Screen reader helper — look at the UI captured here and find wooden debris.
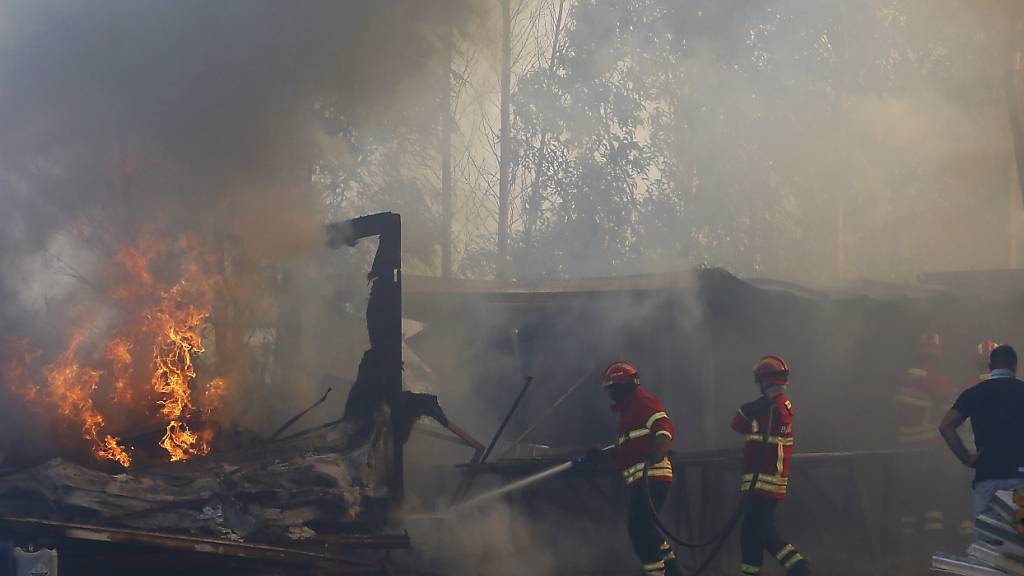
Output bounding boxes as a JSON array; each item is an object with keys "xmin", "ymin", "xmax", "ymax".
[{"xmin": 0, "ymin": 408, "xmax": 393, "ymax": 544}]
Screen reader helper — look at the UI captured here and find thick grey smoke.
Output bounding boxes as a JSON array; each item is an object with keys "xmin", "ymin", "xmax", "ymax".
[
  {"xmin": 0, "ymin": 0, "xmax": 484, "ymax": 266},
  {"xmin": 0, "ymin": 0, "xmax": 488, "ymax": 447},
  {"xmin": 493, "ymin": 0, "xmax": 1024, "ymax": 285}
]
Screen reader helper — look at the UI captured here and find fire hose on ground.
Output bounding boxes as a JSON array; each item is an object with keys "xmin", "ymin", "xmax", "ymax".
[
  {"xmin": 640, "ymin": 459, "xmax": 750, "ymax": 576},
  {"xmin": 640, "ymin": 404, "xmax": 776, "ymax": 576},
  {"xmin": 445, "ymin": 408, "xmax": 777, "ymax": 576}
]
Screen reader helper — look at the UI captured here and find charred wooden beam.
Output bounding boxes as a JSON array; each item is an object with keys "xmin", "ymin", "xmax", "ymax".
[
  {"xmin": 326, "ymin": 212, "xmax": 404, "ymax": 503},
  {"xmin": 0, "ymin": 516, "xmax": 407, "ymax": 567}
]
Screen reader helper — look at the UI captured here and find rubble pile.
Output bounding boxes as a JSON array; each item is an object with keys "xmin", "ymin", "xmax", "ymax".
[
  {"xmin": 933, "ymin": 491, "xmax": 1024, "ymax": 575},
  {"xmin": 0, "ymin": 411, "xmax": 390, "ymax": 544}
]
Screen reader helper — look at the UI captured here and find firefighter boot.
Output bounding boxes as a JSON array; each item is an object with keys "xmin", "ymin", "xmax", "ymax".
[{"xmin": 786, "ymin": 559, "xmax": 812, "ymax": 576}]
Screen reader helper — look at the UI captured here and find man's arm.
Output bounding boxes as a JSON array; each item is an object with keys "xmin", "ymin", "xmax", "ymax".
[
  {"xmin": 731, "ymin": 410, "xmax": 753, "ymax": 434},
  {"xmin": 651, "ymin": 432, "xmax": 672, "ymax": 461},
  {"xmin": 732, "ymin": 398, "xmax": 767, "ymax": 434},
  {"xmin": 649, "ymin": 411, "xmax": 674, "ymax": 461},
  {"xmin": 939, "ymin": 409, "xmax": 977, "ymax": 468}
]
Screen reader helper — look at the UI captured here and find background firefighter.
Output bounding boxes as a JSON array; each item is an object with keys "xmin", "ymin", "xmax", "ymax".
[
  {"xmin": 601, "ymin": 360, "xmax": 683, "ymax": 576},
  {"xmin": 891, "ymin": 332, "xmax": 960, "ymax": 557},
  {"xmin": 731, "ymin": 355, "xmax": 812, "ymax": 576}
]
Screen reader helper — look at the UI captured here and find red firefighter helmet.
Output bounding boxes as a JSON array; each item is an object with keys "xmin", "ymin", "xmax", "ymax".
[
  {"xmin": 602, "ymin": 360, "xmax": 639, "ymax": 387},
  {"xmin": 978, "ymin": 339, "xmax": 1000, "ymax": 369},
  {"xmin": 917, "ymin": 332, "xmax": 943, "ymax": 358},
  {"xmin": 753, "ymin": 355, "xmax": 790, "ymax": 385}
]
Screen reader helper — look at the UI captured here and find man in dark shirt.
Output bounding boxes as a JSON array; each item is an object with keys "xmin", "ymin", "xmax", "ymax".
[{"xmin": 939, "ymin": 344, "xmax": 1024, "ymax": 521}]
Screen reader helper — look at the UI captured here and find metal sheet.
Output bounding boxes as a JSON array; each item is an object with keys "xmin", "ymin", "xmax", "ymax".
[
  {"xmin": 931, "ymin": 553, "xmax": 1006, "ymax": 576},
  {"xmin": 969, "ymin": 542, "xmax": 1024, "ymax": 576}
]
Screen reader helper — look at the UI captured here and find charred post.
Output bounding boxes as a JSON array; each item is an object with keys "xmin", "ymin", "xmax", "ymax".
[{"xmin": 326, "ymin": 212, "xmax": 405, "ymax": 502}]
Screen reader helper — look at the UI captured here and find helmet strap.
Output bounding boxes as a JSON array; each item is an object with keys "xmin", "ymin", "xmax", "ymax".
[{"xmin": 762, "ymin": 384, "xmax": 787, "ymax": 398}]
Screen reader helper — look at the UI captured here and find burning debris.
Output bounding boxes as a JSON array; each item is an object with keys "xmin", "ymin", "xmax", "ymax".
[
  {"xmin": 0, "ymin": 213, "xmax": 412, "ymax": 573},
  {"xmin": 0, "ymin": 419, "xmax": 386, "ymax": 540},
  {"xmin": 3, "ymin": 232, "xmax": 226, "ymax": 467}
]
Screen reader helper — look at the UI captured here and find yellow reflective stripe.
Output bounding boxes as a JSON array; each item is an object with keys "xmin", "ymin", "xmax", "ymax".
[
  {"xmin": 625, "ymin": 468, "xmax": 674, "ymax": 484},
  {"xmin": 740, "ymin": 481, "xmax": 787, "ymax": 493},
  {"xmin": 618, "ymin": 428, "xmax": 652, "ymax": 445},
  {"xmin": 741, "ymin": 473, "xmax": 788, "ymax": 485},
  {"xmin": 782, "ymin": 553, "xmax": 804, "ymax": 570},
  {"xmin": 750, "ymin": 419, "xmax": 759, "ymax": 433},
  {"xmin": 774, "ymin": 436, "xmax": 782, "ymax": 473},
  {"xmin": 907, "ymin": 368, "xmax": 929, "ymax": 377},
  {"xmin": 741, "ymin": 473, "xmax": 789, "ymax": 494},
  {"xmin": 655, "ymin": 430, "xmax": 673, "ymax": 439},
  {"xmin": 643, "ymin": 560, "xmax": 665, "ymax": 570},
  {"xmin": 775, "ymin": 544, "xmax": 795, "ymax": 561},
  {"xmin": 745, "ymin": 434, "xmax": 793, "ymax": 446},
  {"xmin": 624, "ymin": 459, "xmax": 673, "ymax": 484},
  {"xmin": 741, "ymin": 563, "xmax": 762, "ymax": 575},
  {"xmin": 623, "ymin": 463, "xmax": 644, "ymax": 475},
  {"xmin": 784, "ymin": 400, "xmax": 792, "ymax": 411},
  {"xmin": 646, "ymin": 411, "xmax": 668, "ymax": 429}
]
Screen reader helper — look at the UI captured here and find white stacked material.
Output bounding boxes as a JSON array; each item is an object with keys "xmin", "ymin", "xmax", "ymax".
[
  {"xmin": 968, "ymin": 543, "xmax": 1024, "ymax": 576},
  {"xmin": 932, "ymin": 490, "xmax": 1024, "ymax": 575},
  {"xmin": 993, "ymin": 491, "xmax": 1024, "ymax": 532},
  {"xmin": 932, "ymin": 552, "xmax": 1007, "ymax": 575},
  {"xmin": 976, "ymin": 514, "xmax": 1024, "ymax": 560}
]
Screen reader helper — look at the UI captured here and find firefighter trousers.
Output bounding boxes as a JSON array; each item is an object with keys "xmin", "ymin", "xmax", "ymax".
[
  {"xmin": 627, "ymin": 481, "xmax": 681, "ymax": 576},
  {"xmin": 740, "ymin": 495, "xmax": 809, "ymax": 576}
]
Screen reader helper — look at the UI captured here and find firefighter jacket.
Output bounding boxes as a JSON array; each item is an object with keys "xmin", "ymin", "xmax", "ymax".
[
  {"xmin": 613, "ymin": 386, "xmax": 675, "ymax": 486},
  {"xmin": 894, "ymin": 364, "xmax": 957, "ymax": 446},
  {"xmin": 731, "ymin": 394, "xmax": 794, "ymax": 499}
]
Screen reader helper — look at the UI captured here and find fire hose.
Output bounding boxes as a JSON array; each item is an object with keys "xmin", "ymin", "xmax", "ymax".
[{"xmin": 639, "ymin": 404, "xmax": 776, "ymax": 575}]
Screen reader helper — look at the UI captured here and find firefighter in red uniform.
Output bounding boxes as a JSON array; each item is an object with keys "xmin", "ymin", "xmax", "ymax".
[
  {"xmin": 973, "ymin": 340, "xmax": 1000, "ymax": 383},
  {"xmin": 893, "ymin": 333, "xmax": 959, "ymax": 545},
  {"xmin": 602, "ymin": 360, "xmax": 683, "ymax": 576},
  {"xmin": 731, "ymin": 355, "xmax": 812, "ymax": 576}
]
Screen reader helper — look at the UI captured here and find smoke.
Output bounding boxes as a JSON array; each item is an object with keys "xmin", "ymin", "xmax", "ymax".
[
  {"xmin": 0, "ymin": 0, "xmax": 486, "ymax": 262},
  {"xmin": 499, "ymin": 0, "xmax": 1024, "ymax": 284},
  {"xmin": 0, "ymin": 0, "xmax": 490, "ymax": 453},
  {"xmin": 397, "ymin": 3, "xmax": 1024, "ymax": 568},
  {"xmin": 0, "ymin": 0, "xmax": 1021, "ymax": 573}
]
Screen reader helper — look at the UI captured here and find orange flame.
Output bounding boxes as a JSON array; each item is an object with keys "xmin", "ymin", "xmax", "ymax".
[
  {"xmin": 43, "ymin": 329, "xmax": 132, "ymax": 467},
  {"xmin": 106, "ymin": 336, "xmax": 134, "ymax": 404},
  {"xmin": 1, "ymin": 232, "xmax": 226, "ymax": 467},
  {"xmin": 151, "ymin": 287, "xmax": 212, "ymax": 462}
]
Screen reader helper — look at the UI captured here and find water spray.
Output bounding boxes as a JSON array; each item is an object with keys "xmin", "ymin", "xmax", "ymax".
[
  {"xmin": 449, "ymin": 460, "xmax": 575, "ymax": 512},
  {"xmin": 445, "ymin": 444, "xmax": 615, "ymax": 514}
]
